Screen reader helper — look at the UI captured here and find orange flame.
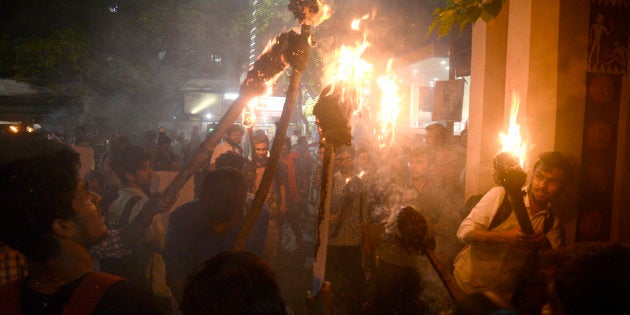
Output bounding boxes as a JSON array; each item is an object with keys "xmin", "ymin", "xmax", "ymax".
[
  {"xmin": 376, "ymin": 59, "xmax": 401, "ymax": 147},
  {"xmin": 306, "ymin": 1, "xmax": 333, "ymax": 26},
  {"xmin": 322, "ymin": 29, "xmax": 372, "ymax": 113},
  {"xmin": 243, "ymin": 82, "xmax": 274, "ymax": 128},
  {"xmin": 499, "ymin": 92, "xmax": 527, "ymax": 167}
]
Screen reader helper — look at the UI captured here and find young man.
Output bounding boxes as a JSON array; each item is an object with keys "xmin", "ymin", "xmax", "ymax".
[
  {"xmin": 105, "ymin": 144, "xmax": 173, "ymax": 312},
  {"xmin": 0, "ymin": 133, "xmax": 161, "ymax": 314},
  {"xmin": 326, "ymin": 145, "xmax": 369, "ymax": 315},
  {"xmin": 454, "ymin": 151, "xmax": 573, "ymax": 304},
  {"xmin": 165, "ymin": 167, "xmax": 268, "ymax": 303},
  {"xmin": 244, "ymin": 133, "xmax": 286, "ymax": 263},
  {"xmin": 209, "ymin": 123, "xmax": 244, "ymax": 171}
]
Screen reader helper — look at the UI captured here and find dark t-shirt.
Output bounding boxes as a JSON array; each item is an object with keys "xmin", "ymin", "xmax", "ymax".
[{"xmin": 21, "ymin": 275, "xmax": 161, "ymax": 315}]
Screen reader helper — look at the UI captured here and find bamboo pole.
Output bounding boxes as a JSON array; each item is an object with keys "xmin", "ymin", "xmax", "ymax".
[
  {"xmin": 310, "ymin": 144, "xmax": 335, "ymax": 295},
  {"xmin": 233, "ymin": 25, "xmax": 310, "ymax": 250},
  {"xmin": 425, "ymin": 250, "xmax": 467, "ymax": 304}
]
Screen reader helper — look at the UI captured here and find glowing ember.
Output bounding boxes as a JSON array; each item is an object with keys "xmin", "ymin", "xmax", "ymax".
[
  {"xmin": 351, "ymin": 14, "xmax": 369, "ymax": 30},
  {"xmin": 376, "ymin": 59, "xmax": 401, "ymax": 147},
  {"xmin": 499, "ymin": 92, "xmax": 527, "ymax": 167},
  {"xmin": 9, "ymin": 125, "xmax": 19, "ymax": 133}
]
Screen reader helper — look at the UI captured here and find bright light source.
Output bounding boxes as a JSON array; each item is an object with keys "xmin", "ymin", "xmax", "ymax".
[
  {"xmin": 413, "ymin": 69, "xmax": 418, "ymax": 74},
  {"xmin": 445, "ymin": 66, "xmax": 450, "ymax": 70},
  {"xmin": 224, "ymin": 93, "xmax": 239, "ymax": 100},
  {"xmin": 440, "ymin": 60, "xmax": 446, "ymax": 65},
  {"xmin": 205, "ymin": 113, "xmax": 212, "ymax": 119},
  {"xmin": 433, "ymin": 77, "xmax": 438, "ymax": 81}
]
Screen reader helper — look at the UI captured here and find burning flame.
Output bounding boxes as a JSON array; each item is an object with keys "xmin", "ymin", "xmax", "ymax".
[
  {"xmin": 351, "ymin": 14, "xmax": 369, "ymax": 30},
  {"xmin": 9, "ymin": 125, "xmax": 19, "ymax": 134},
  {"xmin": 322, "ymin": 29, "xmax": 372, "ymax": 113},
  {"xmin": 243, "ymin": 82, "xmax": 274, "ymax": 128},
  {"xmin": 306, "ymin": 1, "xmax": 333, "ymax": 26},
  {"xmin": 499, "ymin": 92, "xmax": 527, "ymax": 167},
  {"xmin": 376, "ymin": 59, "xmax": 401, "ymax": 147}
]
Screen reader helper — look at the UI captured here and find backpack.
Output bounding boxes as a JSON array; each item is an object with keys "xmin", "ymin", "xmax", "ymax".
[
  {"xmin": 464, "ymin": 189, "xmax": 555, "ymax": 233},
  {"xmin": 100, "ymin": 196, "xmax": 152, "ymax": 288}
]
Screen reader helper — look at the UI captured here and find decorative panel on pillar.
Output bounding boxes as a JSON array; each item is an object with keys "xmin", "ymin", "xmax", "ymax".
[{"xmin": 576, "ymin": 0, "xmax": 628, "ymax": 242}]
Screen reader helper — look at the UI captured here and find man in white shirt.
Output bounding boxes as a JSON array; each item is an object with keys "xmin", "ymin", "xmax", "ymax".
[
  {"xmin": 454, "ymin": 152, "xmax": 573, "ymax": 304},
  {"xmin": 209, "ymin": 124, "xmax": 244, "ymax": 171}
]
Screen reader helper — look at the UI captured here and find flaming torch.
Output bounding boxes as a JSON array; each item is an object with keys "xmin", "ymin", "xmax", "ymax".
[
  {"xmin": 496, "ymin": 92, "xmax": 534, "ymax": 235},
  {"xmin": 310, "ymin": 13, "xmax": 375, "ymax": 295},
  {"xmin": 233, "ymin": 0, "xmax": 332, "ymax": 251},
  {"xmin": 158, "ymin": 1, "xmax": 329, "ymax": 223}
]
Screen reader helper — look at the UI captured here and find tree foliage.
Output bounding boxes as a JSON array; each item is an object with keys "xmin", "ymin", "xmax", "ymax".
[{"xmin": 428, "ymin": 0, "xmax": 505, "ymax": 37}]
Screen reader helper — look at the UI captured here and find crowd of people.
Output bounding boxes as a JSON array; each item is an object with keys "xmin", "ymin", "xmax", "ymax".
[{"xmin": 0, "ymin": 122, "xmax": 628, "ymax": 315}]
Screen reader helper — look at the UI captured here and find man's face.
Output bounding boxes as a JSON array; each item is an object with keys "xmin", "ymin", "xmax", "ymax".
[
  {"xmin": 356, "ymin": 152, "xmax": 369, "ymax": 171},
  {"xmin": 254, "ymin": 142, "xmax": 268, "ymax": 162},
  {"xmin": 409, "ymin": 155, "xmax": 430, "ymax": 179},
  {"xmin": 528, "ymin": 166, "xmax": 565, "ymax": 204},
  {"xmin": 133, "ymin": 160, "xmax": 153, "ymax": 188},
  {"xmin": 227, "ymin": 131, "xmax": 243, "ymax": 146},
  {"xmin": 70, "ymin": 180, "xmax": 108, "ymax": 246},
  {"xmin": 336, "ymin": 152, "xmax": 354, "ymax": 173}
]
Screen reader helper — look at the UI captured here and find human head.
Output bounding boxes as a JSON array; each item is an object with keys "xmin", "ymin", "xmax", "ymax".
[
  {"xmin": 543, "ymin": 242, "xmax": 630, "ymax": 315},
  {"xmin": 281, "ymin": 137, "xmax": 291, "ymax": 158},
  {"xmin": 355, "ymin": 146, "xmax": 370, "ymax": 172},
  {"xmin": 528, "ymin": 151, "xmax": 573, "ymax": 204},
  {"xmin": 0, "ymin": 133, "xmax": 108, "ymax": 263},
  {"xmin": 408, "ymin": 145, "xmax": 435, "ymax": 180},
  {"xmin": 111, "ymin": 144, "xmax": 153, "ymax": 188},
  {"xmin": 226, "ymin": 124, "xmax": 245, "ymax": 146},
  {"xmin": 182, "ymin": 251, "xmax": 287, "ymax": 315},
  {"xmin": 157, "ymin": 133, "xmax": 172, "ymax": 149},
  {"xmin": 199, "ymin": 168, "xmax": 247, "ymax": 224},
  {"xmin": 216, "ymin": 151, "xmax": 246, "ymax": 170},
  {"xmin": 252, "ymin": 133, "xmax": 270, "ymax": 163},
  {"xmin": 335, "ymin": 145, "xmax": 355, "ymax": 174},
  {"xmin": 396, "ymin": 206, "xmax": 435, "ymax": 255},
  {"xmin": 425, "ymin": 123, "xmax": 448, "ymax": 148}
]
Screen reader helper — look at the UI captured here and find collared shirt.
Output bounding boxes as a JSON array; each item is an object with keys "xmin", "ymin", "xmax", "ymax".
[
  {"xmin": 329, "ymin": 172, "xmax": 369, "ymax": 247},
  {"xmin": 0, "ymin": 245, "xmax": 27, "ymax": 286},
  {"xmin": 90, "ymin": 230, "xmax": 130, "ymax": 260},
  {"xmin": 454, "ymin": 186, "xmax": 561, "ymax": 297}
]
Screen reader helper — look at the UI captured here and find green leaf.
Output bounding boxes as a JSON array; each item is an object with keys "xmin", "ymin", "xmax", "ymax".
[{"xmin": 483, "ymin": 0, "xmax": 505, "ymax": 17}]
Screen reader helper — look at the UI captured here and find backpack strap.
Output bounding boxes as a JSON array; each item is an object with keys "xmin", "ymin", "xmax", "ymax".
[
  {"xmin": 488, "ymin": 193, "xmax": 512, "ymax": 230},
  {"xmin": 61, "ymin": 272, "xmax": 125, "ymax": 315},
  {"xmin": 118, "ymin": 196, "xmax": 143, "ymax": 228},
  {"xmin": 0, "ymin": 279, "xmax": 23, "ymax": 315}
]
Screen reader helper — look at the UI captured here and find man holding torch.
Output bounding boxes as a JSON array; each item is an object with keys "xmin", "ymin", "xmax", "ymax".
[{"xmin": 453, "ymin": 151, "xmax": 573, "ymax": 307}]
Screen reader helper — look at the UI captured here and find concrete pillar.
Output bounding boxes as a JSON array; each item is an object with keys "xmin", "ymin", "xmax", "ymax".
[{"xmin": 465, "ymin": 1, "xmax": 509, "ymax": 197}]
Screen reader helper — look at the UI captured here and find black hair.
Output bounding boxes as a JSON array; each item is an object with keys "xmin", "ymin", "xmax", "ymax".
[
  {"xmin": 227, "ymin": 124, "xmax": 245, "ymax": 135},
  {"xmin": 216, "ymin": 151, "xmax": 246, "ymax": 170},
  {"xmin": 111, "ymin": 144, "xmax": 150, "ymax": 185},
  {"xmin": 253, "ymin": 133, "xmax": 269, "ymax": 146},
  {"xmin": 0, "ymin": 134, "xmax": 80, "ymax": 262},
  {"xmin": 533, "ymin": 151, "xmax": 573, "ymax": 185},
  {"xmin": 182, "ymin": 251, "xmax": 287, "ymax": 315},
  {"xmin": 199, "ymin": 168, "xmax": 247, "ymax": 223}
]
